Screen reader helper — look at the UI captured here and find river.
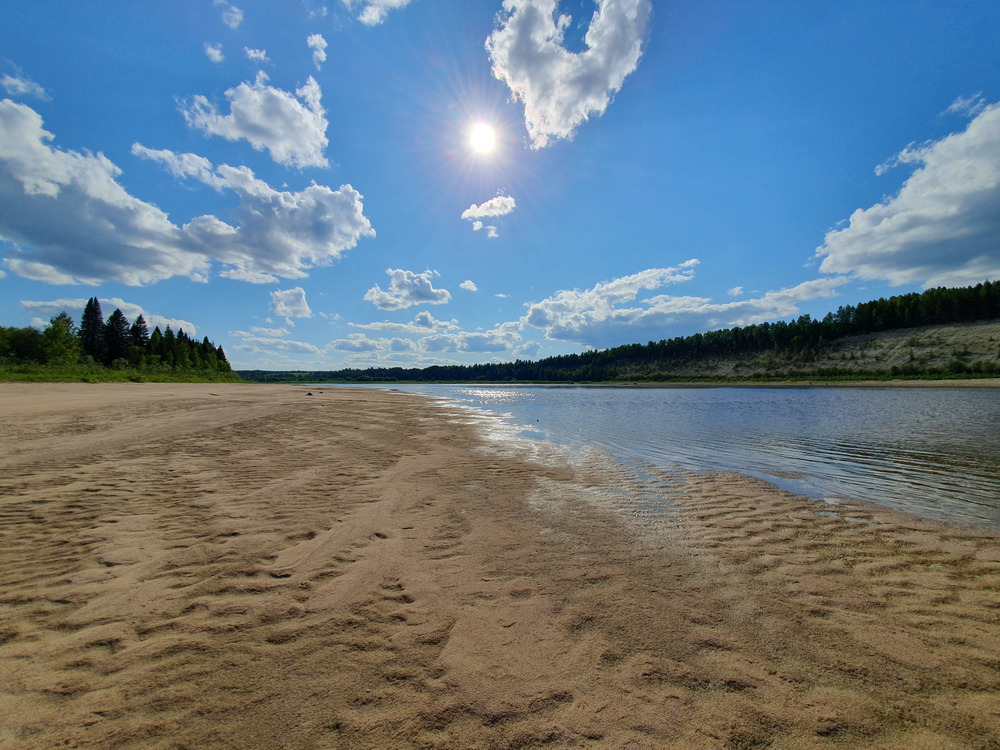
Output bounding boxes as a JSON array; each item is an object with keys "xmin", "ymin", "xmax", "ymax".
[{"xmin": 345, "ymin": 384, "xmax": 1000, "ymax": 530}]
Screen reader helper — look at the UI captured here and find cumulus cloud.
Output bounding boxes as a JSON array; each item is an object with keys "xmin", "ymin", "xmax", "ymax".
[
  {"xmin": 462, "ymin": 194, "xmax": 515, "ymax": 237},
  {"xmin": 270, "ymin": 287, "xmax": 312, "ymax": 318},
  {"xmin": 307, "ymin": 34, "xmax": 328, "ymax": 70},
  {"xmin": 816, "ymin": 101, "xmax": 1000, "ymax": 288},
  {"xmin": 181, "ymin": 71, "xmax": 329, "ymax": 169},
  {"xmin": 461, "ymin": 194, "xmax": 516, "ymax": 221},
  {"xmin": 244, "ymin": 47, "xmax": 270, "ymax": 64},
  {"xmin": 0, "ymin": 102, "xmax": 373, "ymax": 288},
  {"xmin": 214, "ymin": 0, "xmax": 244, "ymax": 29},
  {"xmin": 486, "ymin": 0, "xmax": 652, "ymax": 148},
  {"xmin": 204, "ymin": 43, "xmax": 225, "ymax": 63},
  {"xmin": 522, "ymin": 262, "xmax": 846, "ymax": 348},
  {"xmin": 133, "ymin": 143, "xmax": 375, "ymax": 280},
  {"xmin": 0, "ymin": 100, "xmax": 211, "ymax": 286},
  {"xmin": 21, "ymin": 298, "xmax": 197, "ymax": 336},
  {"xmin": 341, "ymin": 0, "xmax": 414, "ymax": 26},
  {"xmin": 460, "ymin": 280, "xmax": 478, "ymax": 292},
  {"xmin": 1, "ymin": 72, "xmax": 49, "ymax": 101},
  {"xmin": 363, "ymin": 268, "xmax": 451, "ymax": 311}
]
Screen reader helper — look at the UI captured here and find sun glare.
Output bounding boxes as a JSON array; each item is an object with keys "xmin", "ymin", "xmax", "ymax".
[{"xmin": 470, "ymin": 122, "xmax": 496, "ymax": 154}]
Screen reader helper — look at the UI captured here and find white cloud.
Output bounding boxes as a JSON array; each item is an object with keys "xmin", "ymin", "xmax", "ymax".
[
  {"xmin": 486, "ymin": 0, "xmax": 653, "ymax": 148},
  {"xmin": 462, "ymin": 194, "xmax": 515, "ymax": 237},
  {"xmin": 181, "ymin": 71, "xmax": 329, "ymax": 169},
  {"xmin": 1, "ymin": 73, "xmax": 49, "ymax": 101},
  {"xmin": 816, "ymin": 102, "xmax": 1000, "ymax": 288},
  {"xmin": 214, "ymin": 0, "xmax": 244, "ymax": 29},
  {"xmin": 244, "ymin": 48, "xmax": 270, "ymax": 64},
  {"xmin": 524, "ymin": 268, "xmax": 847, "ymax": 348},
  {"xmin": 204, "ymin": 43, "xmax": 224, "ymax": 63},
  {"xmin": 460, "ymin": 280, "xmax": 478, "ymax": 292},
  {"xmin": 363, "ymin": 268, "xmax": 451, "ymax": 311},
  {"xmin": 0, "ymin": 100, "xmax": 210, "ymax": 286},
  {"xmin": 341, "ymin": 0, "xmax": 414, "ymax": 26},
  {"xmin": 232, "ymin": 330, "xmax": 323, "ymax": 356},
  {"xmin": 946, "ymin": 93, "xmax": 987, "ymax": 118},
  {"xmin": 461, "ymin": 194, "xmax": 516, "ymax": 221},
  {"xmin": 727, "ymin": 286, "xmax": 744, "ymax": 297},
  {"xmin": 513, "ymin": 340, "xmax": 542, "ymax": 359},
  {"xmin": 331, "ymin": 333, "xmax": 381, "ymax": 352},
  {"xmin": 307, "ymin": 34, "xmax": 328, "ymax": 70},
  {"xmin": 0, "ymin": 101, "xmax": 373, "ymax": 288},
  {"xmin": 133, "ymin": 144, "xmax": 375, "ymax": 280},
  {"xmin": 270, "ymin": 287, "xmax": 312, "ymax": 318},
  {"xmin": 351, "ymin": 310, "xmax": 460, "ymax": 334},
  {"xmin": 251, "ymin": 325, "xmax": 289, "ymax": 337},
  {"xmin": 20, "ymin": 298, "xmax": 197, "ymax": 336}
]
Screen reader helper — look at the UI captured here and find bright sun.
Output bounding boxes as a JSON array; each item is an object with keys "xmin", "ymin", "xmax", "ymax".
[{"xmin": 470, "ymin": 122, "xmax": 496, "ymax": 154}]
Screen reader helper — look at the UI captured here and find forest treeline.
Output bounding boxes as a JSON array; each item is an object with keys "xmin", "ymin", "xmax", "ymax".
[
  {"xmin": 240, "ymin": 282, "xmax": 1000, "ymax": 384},
  {"xmin": 1, "ymin": 298, "xmax": 236, "ymax": 380}
]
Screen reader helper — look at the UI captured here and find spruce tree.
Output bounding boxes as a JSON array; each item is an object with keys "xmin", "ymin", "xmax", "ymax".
[
  {"xmin": 79, "ymin": 297, "xmax": 105, "ymax": 362},
  {"xmin": 130, "ymin": 315, "xmax": 150, "ymax": 348},
  {"xmin": 103, "ymin": 308, "xmax": 131, "ymax": 365}
]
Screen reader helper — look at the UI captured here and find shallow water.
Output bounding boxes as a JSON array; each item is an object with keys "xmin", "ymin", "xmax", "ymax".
[{"xmin": 348, "ymin": 384, "xmax": 1000, "ymax": 530}]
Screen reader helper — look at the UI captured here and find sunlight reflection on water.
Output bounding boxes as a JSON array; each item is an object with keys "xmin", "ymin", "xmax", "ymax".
[{"xmin": 365, "ymin": 384, "xmax": 1000, "ymax": 530}]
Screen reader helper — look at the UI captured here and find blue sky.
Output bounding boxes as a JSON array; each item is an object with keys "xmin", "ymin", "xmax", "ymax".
[{"xmin": 2, "ymin": 1, "xmax": 999, "ymax": 369}]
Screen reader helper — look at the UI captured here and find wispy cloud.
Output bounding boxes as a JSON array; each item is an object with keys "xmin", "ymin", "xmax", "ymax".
[
  {"xmin": 214, "ymin": 0, "xmax": 244, "ymax": 29},
  {"xmin": 1, "ymin": 71, "xmax": 49, "ymax": 101},
  {"xmin": 204, "ymin": 43, "xmax": 224, "ymax": 63},
  {"xmin": 244, "ymin": 48, "xmax": 270, "ymax": 64},
  {"xmin": 341, "ymin": 0, "xmax": 415, "ymax": 26},
  {"xmin": 522, "ymin": 262, "xmax": 846, "ymax": 348}
]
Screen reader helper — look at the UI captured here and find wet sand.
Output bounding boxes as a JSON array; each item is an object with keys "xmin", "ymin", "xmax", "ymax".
[{"xmin": 0, "ymin": 383, "xmax": 998, "ymax": 748}]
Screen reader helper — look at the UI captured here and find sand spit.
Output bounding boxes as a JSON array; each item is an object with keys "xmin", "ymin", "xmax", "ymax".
[{"xmin": 0, "ymin": 383, "xmax": 998, "ymax": 748}]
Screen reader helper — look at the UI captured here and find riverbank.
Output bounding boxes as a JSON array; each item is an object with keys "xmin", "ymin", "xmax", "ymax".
[{"xmin": 1, "ymin": 383, "xmax": 998, "ymax": 748}]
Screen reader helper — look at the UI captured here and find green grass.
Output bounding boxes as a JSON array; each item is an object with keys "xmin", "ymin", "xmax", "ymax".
[{"xmin": 0, "ymin": 363, "xmax": 243, "ymax": 383}]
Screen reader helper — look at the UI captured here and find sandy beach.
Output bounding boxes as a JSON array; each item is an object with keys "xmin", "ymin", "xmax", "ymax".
[{"xmin": 1, "ymin": 383, "xmax": 998, "ymax": 749}]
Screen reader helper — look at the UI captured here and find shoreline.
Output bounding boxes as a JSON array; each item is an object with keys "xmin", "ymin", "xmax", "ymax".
[{"xmin": 1, "ymin": 383, "xmax": 998, "ymax": 748}]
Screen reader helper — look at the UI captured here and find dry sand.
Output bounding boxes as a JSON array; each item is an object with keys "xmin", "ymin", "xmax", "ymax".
[{"xmin": 0, "ymin": 383, "xmax": 998, "ymax": 749}]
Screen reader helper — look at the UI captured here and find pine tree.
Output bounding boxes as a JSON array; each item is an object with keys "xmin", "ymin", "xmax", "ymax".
[
  {"xmin": 104, "ymin": 308, "xmax": 131, "ymax": 365},
  {"xmin": 79, "ymin": 297, "xmax": 105, "ymax": 362}
]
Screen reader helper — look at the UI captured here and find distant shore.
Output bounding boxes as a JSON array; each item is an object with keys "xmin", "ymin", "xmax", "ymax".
[{"xmin": 1, "ymin": 383, "xmax": 998, "ymax": 748}]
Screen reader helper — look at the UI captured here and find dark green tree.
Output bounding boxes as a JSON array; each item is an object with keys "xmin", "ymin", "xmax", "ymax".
[
  {"xmin": 79, "ymin": 297, "xmax": 105, "ymax": 361},
  {"xmin": 129, "ymin": 315, "xmax": 150, "ymax": 348},
  {"xmin": 103, "ymin": 308, "xmax": 131, "ymax": 365}
]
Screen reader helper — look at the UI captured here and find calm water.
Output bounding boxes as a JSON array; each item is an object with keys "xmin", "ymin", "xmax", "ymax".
[{"xmin": 350, "ymin": 384, "xmax": 1000, "ymax": 530}]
